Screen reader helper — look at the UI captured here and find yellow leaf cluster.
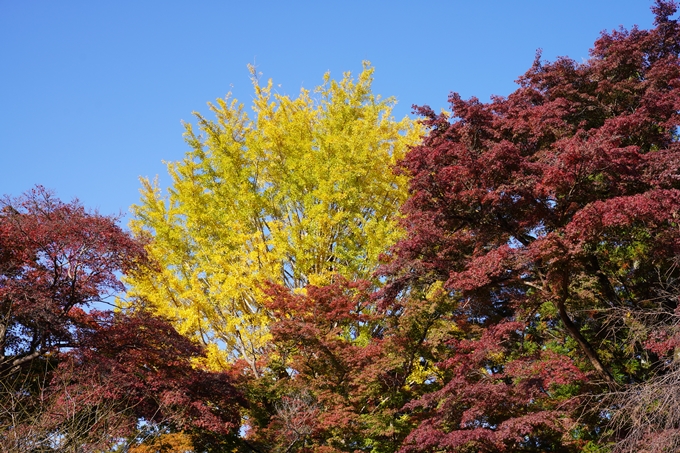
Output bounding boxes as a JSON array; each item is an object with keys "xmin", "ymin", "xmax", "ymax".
[
  {"xmin": 128, "ymin": 432, "xmax": 194, "ymax": 453},
  {"xmin": 125, "ymin": 62, "xmax": 421, "ymax": 372}
]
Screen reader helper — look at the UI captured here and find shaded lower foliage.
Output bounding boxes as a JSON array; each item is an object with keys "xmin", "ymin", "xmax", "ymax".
[
  {"xmin": 400, "ymin": 321, "xmax": 589, "ymax": 452},
  {"xmin": 52, "ymin": 311, "xmax": 243, "ymax": 449},
  {"xmin": 239, "ymin": 279, "xmax": 445, "ymax": 453}
]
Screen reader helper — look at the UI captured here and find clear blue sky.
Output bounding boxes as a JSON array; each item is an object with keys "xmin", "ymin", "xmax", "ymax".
[{"xmin": 0, "ymin": 1, "xmax": 655, "ymax": 221}]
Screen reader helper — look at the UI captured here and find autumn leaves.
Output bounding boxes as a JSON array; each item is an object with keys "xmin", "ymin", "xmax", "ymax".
[
  {"xmin": 4, "ymin": 2, "xmax": 680, "ymax": 451},
  {"xmin": 125, "ymin": 62, "xmax": 421, "ymax": 375}
]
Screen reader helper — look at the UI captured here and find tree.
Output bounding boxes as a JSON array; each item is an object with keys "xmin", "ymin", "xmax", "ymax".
[
  {"xmin": 0, "ymin": 186, "xmax": 144, "ymax": 378},
  {"xmin": 379, "ymin": 1, "xmax": 680, "ymax": 450},
  {"xmin": 0, "ymin": 187, "xmax": 243, "ymax": 451},
  {"xmin": 126, "ymin": 62, "xmax": 421, "ymax": 373},
  {"xmin": 241, "ymin": 279, "xmax": 439, "ymax": 453}
]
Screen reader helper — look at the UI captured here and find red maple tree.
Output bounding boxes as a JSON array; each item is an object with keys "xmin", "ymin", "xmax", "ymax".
[
  {"xmin": 0, "ymin": 186, "xmax": 144, "ymax": 376},
  {"xmin": 0, "ymin": 187, "xmax": 242, "ymax": 451},
  {"xmin": 242, "ymin": 279, "xmax": 438, "ymax": 452},
  {"xmin": 379, "ymin": 1, "xmax": 680, "ymax": 451}
]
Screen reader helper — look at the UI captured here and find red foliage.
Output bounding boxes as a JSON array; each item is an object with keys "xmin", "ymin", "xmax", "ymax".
[
  {"xmin": 0, "ymin": 187, "xmax": 242, "ymax": 450},
  {"xmin": 401, "ymin": 321, "xmax": 586, "ymax": 452},
  {"xmin": 52, "ymin": 311, "xmax": 242, "ymax": 441},
  {"xmin": 379, "ymin": 2, "xmax": 680, "ymax": 450},
  {"xmin": 0, "ymin": 186, "xmax": 145, "ymax": 374},
  {"xmin": 243, "ymin": 279, "xmax": 422, "ymax": 452}
]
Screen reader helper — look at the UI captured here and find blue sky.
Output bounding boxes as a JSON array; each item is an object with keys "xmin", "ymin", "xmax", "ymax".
[{"xmin": 0, "ymin": 1, "xmax": 655, "ymax": 221}]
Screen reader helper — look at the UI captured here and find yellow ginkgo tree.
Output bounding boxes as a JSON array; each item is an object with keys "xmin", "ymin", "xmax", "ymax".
[{"xmin": 126, "ymin": 62, "xmax": 421, "ymax": 373}]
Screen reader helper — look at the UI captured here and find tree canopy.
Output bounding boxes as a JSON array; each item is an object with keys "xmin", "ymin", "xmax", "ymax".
[
  {"xmin": 0, "ymin": 187, "xmax": 242, "ymax": 452},
  {"xmin": 378, "ymin": 1, "xmax": 680, "ymax": 451},
  {"xmin": 0, "ymin": 187, "xmax": 144, "ymax": 378},
  {"xmin": 126, "ymin": 63, "xmax": 421, "ymax": 372}
]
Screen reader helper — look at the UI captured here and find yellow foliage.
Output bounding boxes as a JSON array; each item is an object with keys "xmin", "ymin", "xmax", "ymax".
[
  {"xmin": 126, "ymin": 62, "xmax": 421, "ymax": 372},
  {"xmin": 128, "ymin": 432, "xmax": 194, "ymax": 453},
  {"xmin": 406, "ymin": 359, "xmax": 441, "ymax": 389}
]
